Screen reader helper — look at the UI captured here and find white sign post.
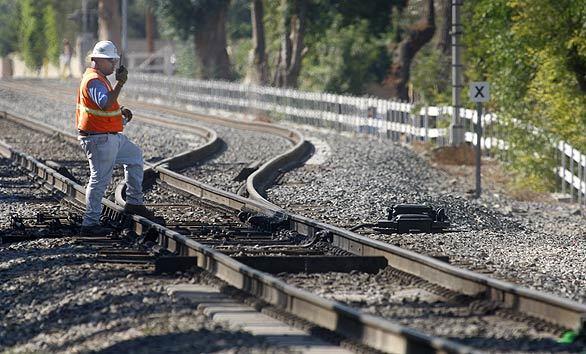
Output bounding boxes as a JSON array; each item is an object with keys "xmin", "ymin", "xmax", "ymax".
[{"xmin": 469, "ymin": 82, "xmax": 490, "ymax": 198}]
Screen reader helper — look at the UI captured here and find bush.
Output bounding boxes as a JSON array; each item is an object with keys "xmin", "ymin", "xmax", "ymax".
[
  {"xmin": 44, "ymin": 3, "xmax": 60, "ymax": 65},
  {"xmin": 300, "ymin": 17, "xmax": 388, "ymax": 95},
  {"xmin": 20, "ymin": 0, "xmax": 46, "ymax": 70},
  {"xmin": 0, "ymin": 0, "xmax": 20, "ymax": 57}
]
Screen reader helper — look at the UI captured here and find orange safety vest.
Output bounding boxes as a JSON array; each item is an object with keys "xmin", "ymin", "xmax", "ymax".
[{"xmin": 75, "ymin": 68, "xmax": 123, "ymax": 133}]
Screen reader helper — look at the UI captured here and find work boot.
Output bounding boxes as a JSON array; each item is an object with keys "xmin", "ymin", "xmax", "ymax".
[
  {"xmin": 124, "ymin": 203, "xmax": 155, "ymax": 221},
  {"xmin": 79, "ymin": 225, "xmax": 114, "ymax": 237}
]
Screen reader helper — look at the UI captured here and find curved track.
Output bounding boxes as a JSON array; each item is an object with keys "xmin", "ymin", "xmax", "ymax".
[
  {"xmin": 0, "ymin": 79, "xmax": 310, "ymax": 206},
  {"xmin": 1, "ymin": 106, "xmax": 585, "ymax": 352},
  {"xmin": 0, "ymin": 117, "xmax": 471, "ymax": 353}
]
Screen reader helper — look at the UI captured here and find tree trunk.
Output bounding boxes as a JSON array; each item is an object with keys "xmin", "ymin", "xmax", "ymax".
[
  {"xmin": 98, "ymin": 0, "xmax": 121, "ymax": 50},
  {"xmin": 193, "ymin": 3, "xmax": 232, "ymax": 80},
  {"xmin": 247, "ymin": 0, "xmax": 267, "ymax": 85},
  {"xmin": 274, "ymin": 0, "xmax": 307, "ymax": 88},
  {"xmin": 435, "ymin": 0, "xmax": 450, "ymax": 53},
  {"xmin": 383, "ymin": 0, "xmax": 435, "ymax": 100},
  {"xmin": 145, "ymin": 5, "xmax": 155, "ymax": 54}
]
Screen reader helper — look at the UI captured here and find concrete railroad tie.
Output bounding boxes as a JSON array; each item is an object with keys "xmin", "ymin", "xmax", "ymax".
[{"xmin": 168, "ymin": 284, "xmax": 353, "ymax": 353}]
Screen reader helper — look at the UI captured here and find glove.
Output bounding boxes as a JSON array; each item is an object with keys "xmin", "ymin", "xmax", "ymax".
[
  {"xmin": 121, "ymin": 107, "xmax": 133, "ymax": 123},
  {"xmin": 116, "ymin": 65, "xmax": 128, "ymax": 84}
]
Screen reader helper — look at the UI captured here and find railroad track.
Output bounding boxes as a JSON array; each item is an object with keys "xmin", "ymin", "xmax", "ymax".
[
  {"xmin": 0, "ymin": 113, "xmax": 468, "ymax": 353},
  {"xmin": 1, "ymin": 103, "xmax": 585, "ymax": 352},
  {"xmin": 0, "ymin": 79, "xmax": 309, "ymax": 203}
]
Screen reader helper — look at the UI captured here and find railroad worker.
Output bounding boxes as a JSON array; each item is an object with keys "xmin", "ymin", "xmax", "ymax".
[{"xmin": 76, "ymin": 40, "xmax": 154, "ymax": 237}]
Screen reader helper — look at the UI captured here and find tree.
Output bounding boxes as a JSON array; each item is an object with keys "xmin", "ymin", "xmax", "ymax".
[
  {"xmin": 44, "ymin": 3, "xmax": 60, "ymax": 65},
  {"xmin": 464, "ymin": 0, "xmax": 585, "ymax": 191},
  {"xmin": 0, "ymin": 0, "xmax": 20, "ymax": 57},
  {"xmin": 434, "ymin": 0, "xmax": 450, "ymax": 53},
  {"xmin": 297, "ymin": 0, "xmax": 392, "ymax": 94},
  {"xmin": 20, "ymin": 0, "xmax": 47, "ymax": 70},
  {"xmin": 98, "ymin": 0, "xmax": 121, "ymax": 50},
  {"xmin": 145, "ymin": 4, "xmax": 155, "ymax": 53},
  {"xmin": 273, "ymin": 0, "xmax": 307, "ymax": 87},
  {"xmin": 383, "ymin": 0, "xmax": 435, "ymax": 100},
  {"xmin": 156, "ymin": 0, "xmax": 233, "ymax": 80},
  {"xmin": 247, "ymin": 0, "xmax": 268, "ymax": 84}
]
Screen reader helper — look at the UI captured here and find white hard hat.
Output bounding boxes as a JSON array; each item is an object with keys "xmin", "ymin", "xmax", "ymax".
[{"xmin": 90, "ymin": 40, "xmax": 120, "ymax": 59}]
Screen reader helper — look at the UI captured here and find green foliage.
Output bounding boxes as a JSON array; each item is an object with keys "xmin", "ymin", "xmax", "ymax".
[
  {"xmin": 261, "ymin": 0, "xmax": 395, "ymax": 92},
  {"xmin": 0, "ymin": 0, "xmax": 20, "ymax": 57},
  {"xmin": 47, "ymin": 0, "xmax": 79, "ymax": 45},
  {"xmin": 300, "ymin": 17, "xmax": 388, "ymax": 94},
  {"xmin": 14, "ymin": 0, "xmax": 73, "ymax": 70},
  {"xmin": 20, "ymin": 0, "xmax": 47, "ymax": 70},
  {"xmin": 463, "ymin": 0, "xmax": 585, "ymax": 191},
  {"xmin": 128, "ymin": 0, "xmax": 147, "ymax": 38},
  {"xmin": 173, "ymin": 38, "xmax": 199, "ymax": 78},
  {"xmin": 261, "ymin": 0, "xmax": 281, "ymax": 79},
  {"xmin": 410, "ymin": 44, "xmax": 451, "ymax": 105},
  {"xmin": 227, "ymin": 0, "xmax": 252, "ymax": 40},
  {"xmin": 230, "ymin": 38, "xmax": 253, "ymax": 81},
  {"xmin": 155, "ymin": 0, "xmax": 231, "ymax": 40},
  {"xmin": 225, "ymin": 0, "xmax": 252, "ymax": 81},
  {"xmin": 43, "ymin": 4, "xmax": 60, "ymax": 65}
]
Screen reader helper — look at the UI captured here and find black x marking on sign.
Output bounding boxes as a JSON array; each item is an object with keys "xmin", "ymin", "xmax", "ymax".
[
  {"xmin": 474, "ymin": 86, "xmax": 484, "ymax": 98},
  {"xmin": 474, "ymin": 86, "xmax": 485, "ymax": 98}
]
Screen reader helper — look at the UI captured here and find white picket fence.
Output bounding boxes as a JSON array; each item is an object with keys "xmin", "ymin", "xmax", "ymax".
[{"xmin": 126, "ymin": 73, "xmax": 585, "ymax": 205}]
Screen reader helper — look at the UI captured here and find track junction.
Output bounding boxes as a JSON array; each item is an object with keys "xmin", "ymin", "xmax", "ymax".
[{"xmin": 0, "ymin": 79, "xmax": 584, "ymax": 353}]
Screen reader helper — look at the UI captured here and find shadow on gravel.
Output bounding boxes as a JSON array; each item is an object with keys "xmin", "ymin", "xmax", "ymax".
[
  {"xmin": 93, "ymin": 329, "xmax": 284, "ymax": 354},
  {"xmin": 1, "ymin": 291, "xmax": 179, "ymax": 349},
  {"xmin": 0, "ymin": 247, "xmax": 92, "ymax": 282},
  {"xmin": 455, "ymin": 336, "xmax": 585, "ymax": 353}
]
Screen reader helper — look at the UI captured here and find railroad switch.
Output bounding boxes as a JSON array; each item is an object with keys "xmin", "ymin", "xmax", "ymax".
[
  {"xmin": 1, "ymin": 212, "xmax": 82, "ymax": 243},
  {"xmin": 350, "ymin": 204, "xmax": 450, "ymax": 234},
  {"xmin": 242, "ymin": 210, "xmax": 290, "ymax": 233}
]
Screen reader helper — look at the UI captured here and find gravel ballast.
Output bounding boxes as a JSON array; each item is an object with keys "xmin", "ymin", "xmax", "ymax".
[
  {"xmin": 0, "ymin": 81, "xmax": 204, "ymax": 164},
  {"xmin": 0, "ymin": 80, "xmax": 291, "ymax": 194},
  {"xmin": 0, "ymin": 150, "xmax": 302, "ymax": 354},
  {"xmin": 278, "ymin": 268, "xmax": 585, "ymax": 353},
  {"xmin": 130, "ymin": 106, "xmax": 292, "ymax": 194},
  {"xmin": 1, "ymin": 78, "xmax": 584, "ymax": 352},
  {"xmin": 266, "ymin": 125, "xmax": 586, "ymax": 303}
]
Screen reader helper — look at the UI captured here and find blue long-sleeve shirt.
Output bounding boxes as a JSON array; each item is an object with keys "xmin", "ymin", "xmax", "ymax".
[{"xmin": 87, "ymin": 79, "xmax": 109, "ymax": 110}]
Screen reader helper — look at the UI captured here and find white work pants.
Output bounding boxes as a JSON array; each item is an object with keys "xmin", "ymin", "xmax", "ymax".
[{"xmin": 79, "ymin": 133, "xmax": 144, "ymax": 226}]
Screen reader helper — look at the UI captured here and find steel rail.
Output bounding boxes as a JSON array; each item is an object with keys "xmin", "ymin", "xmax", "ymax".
[
  {"xmin": 147, "ymin": 150, "xmax": 586, "ymax": 334},
  {"xmin": 96, "ymin": 101, "xmax": 586, "ymax": 333},
  {"xmin": 119, "ymin": 99, "xmax": 312, "ymax": 207},
  {"xmin": 113, "ymin": 113, "xmax": 223, "ymax": 206},
  {"xmin": 0, "ymin": 110, "xmax": 79, "ymax": 144},
  {"xmin": 2, "ymin": 98, "xmax": 585, "ymax": 333},
  {"xmin": 0, "ymin": 107, "xmax": 222, "ymax": 208},
  {"xmin": 0, "ymin": 139, "xmax": 474, "ymax": 354},
  {"xmin": 0, "ymin": 80, "xmax": 309, "ymax": 208}
]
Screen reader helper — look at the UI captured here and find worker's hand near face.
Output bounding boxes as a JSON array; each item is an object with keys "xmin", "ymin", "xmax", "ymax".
[
  {"xmin": 116, "ymin": 65, "xmax": 128, "ymax": 85},
  {"xmin": 122, "ymin": 107, "xmax": 133, "ymax": 122}
]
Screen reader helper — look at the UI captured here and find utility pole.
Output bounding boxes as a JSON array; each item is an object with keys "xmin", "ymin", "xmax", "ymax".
[
  {"xmin": 450, "ymin": 0, "xmax": 465, "ymax": 145},
  {"xmin": 76, "ymin": 0, "xmax": 94, "ymax": 76},
  {"xmin": 121, "ymin": 0, "xmax": 128, "ymax": 66},
  {"xmin": 82, "ymin": 0, "xmax": 88, "ymax": 33},
  {"xmin": 145, "ymin": 5, "xmax": 155, "ymax": 54}
]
